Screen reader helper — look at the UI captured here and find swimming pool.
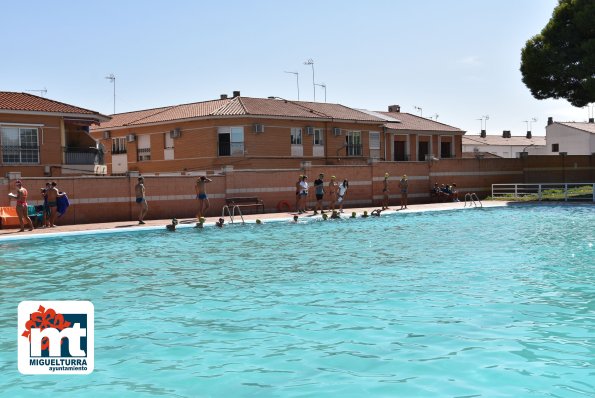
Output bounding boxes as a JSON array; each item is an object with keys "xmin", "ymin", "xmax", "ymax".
[{"xmin": 1, "ymin": 205, "xmax": 593, "ymax": 397}]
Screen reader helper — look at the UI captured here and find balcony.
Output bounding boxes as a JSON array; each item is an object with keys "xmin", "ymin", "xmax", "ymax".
[
  {"xmin": 218, "ymin": 142, "xmax": 244, "ymax": 157},
  {"xmin": 1, "ymin": 145, "xmax": 39, "ymax": 164},
  {"xmin": 346, "ymin": 144, "xmax": 363, "ymax": 157},
  {"xmin": 63, "ymin": 147, "xmax": 98, "ymax": 165}
]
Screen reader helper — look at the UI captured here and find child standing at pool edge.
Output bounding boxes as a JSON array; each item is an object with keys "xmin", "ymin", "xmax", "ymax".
[{"xmin": 337, "ymin": 179, "xmax": 349, "ymax": 213}]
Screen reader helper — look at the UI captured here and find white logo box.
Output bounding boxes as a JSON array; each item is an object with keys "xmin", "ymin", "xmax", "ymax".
[{"xmin": 18, "ymin": 301, "xmax": 94, "ymax": 375}]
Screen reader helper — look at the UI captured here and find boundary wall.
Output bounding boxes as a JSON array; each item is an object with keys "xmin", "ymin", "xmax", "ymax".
[{"xmin": 1, "ymin": 156, "xmax": 593, "ymax": 225}]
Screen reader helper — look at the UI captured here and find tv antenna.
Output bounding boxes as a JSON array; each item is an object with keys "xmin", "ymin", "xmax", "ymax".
[
  {"xmin": 25, "ymin": 88, "xmax": 47, "ymax": 97},
  {"xmin": 414, "ymin": 106, "xmax": 423, "ymax": 117},
  {"xmin": 284, "ymin": 71, "xmax": 300, "ymax": 100},
  {"xmin": 105, "ymin": 73, "xmax": 116, "ymax": 114}
]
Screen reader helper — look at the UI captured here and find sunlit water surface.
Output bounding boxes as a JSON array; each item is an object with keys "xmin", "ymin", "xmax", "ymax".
[{"xmin": 0, "ymin": 205, "xmax": 593, "ymax": 397}]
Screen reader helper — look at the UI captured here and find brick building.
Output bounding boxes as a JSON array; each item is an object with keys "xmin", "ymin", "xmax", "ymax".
[
  {"xmin": 0, "ymin": 92, "xmax": 110, "ymax": 177},
  {"xmin": 90, "ymin": 93, "xmax": 465, "ymax": 175}
]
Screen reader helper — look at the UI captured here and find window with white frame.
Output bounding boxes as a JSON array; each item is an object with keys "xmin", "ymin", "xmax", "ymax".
[
  {"xmin": 1, "ymin": 127, "xmax": 39, "ymax": 164},
  {"xmin": 137, "ymin": 135, "xmax": 151, "ymax": 161},
  {"xmin": 313, "ymin": 128, "xmax": 324, "ymax": 146},
  {"xmin": 112, "ymin": 137, "xmax": 127, "ymax": 154},
  {"xmin": 218, "ymin": 126, "xmax": 244, "ymax": 156},
  {"xmin": 291, "ymin": 128, "xmax": 302, "ymax": 145},
  {"xmin": 164, "ymin": 132, "xmax": 174, "ymax": 149},
  {"xmin": 369, "ymin": 131, "xmax": 380, "ymax": 159}
]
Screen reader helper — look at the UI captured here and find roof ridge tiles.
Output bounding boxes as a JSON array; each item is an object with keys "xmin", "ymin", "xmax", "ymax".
[{"xmin": 0, "ymin": 91, "xmax": 106, "ymax": 116}]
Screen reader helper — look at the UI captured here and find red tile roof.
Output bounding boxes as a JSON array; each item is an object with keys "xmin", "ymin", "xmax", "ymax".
[
  {"xmin": 378, "ymin": 111, "xmax": 464, "ymax": 132},
  {"xmin": 0, "ymin": 91, "xmax": 109, "ymax": 121},
  {"xmin": 92, "ymin": 96, "xmax": 385, "ymax": 130}
]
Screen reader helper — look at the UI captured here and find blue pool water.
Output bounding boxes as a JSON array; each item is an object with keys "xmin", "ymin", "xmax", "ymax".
[{"xmin": 0, "ymin": 205, "xmax": 594, "ymax": 397}]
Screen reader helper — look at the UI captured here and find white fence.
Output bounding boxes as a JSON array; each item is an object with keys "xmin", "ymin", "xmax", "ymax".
[{"xmin": 492, "ymin": 183, "xmax": 595, "ymax": 202}]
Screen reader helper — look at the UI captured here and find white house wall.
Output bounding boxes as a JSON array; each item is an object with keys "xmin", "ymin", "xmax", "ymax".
[{"xmin": 546, "ymin": 124, "xmax": 593, "ymax": 155}]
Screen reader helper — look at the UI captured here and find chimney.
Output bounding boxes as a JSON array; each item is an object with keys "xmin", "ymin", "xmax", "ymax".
[
  {"xmin": 388, "ymin": 105, "xmax": 400, "ymax": 113},
  {"xmin": 502, "ymin": 130, "xmax": 511, "ymax": 138},
  {"xmin": 220, "ymin": 94, "xmax": 228, "ymax": 100},
  {"xmin": 480, "ymin": 130, "xmax": 486, "ymax": 138},
  {"xmin": 526, "ymin": 131, "xmax": 532, "ymax": 139},
  {"xmin": 589, "ymin": 117, "xmax": 594, "ymax": 123},
  {"xmin": 232, "ymin": 90, "xmax": 241, "ymax": 98},
  {"xmin": 547, "ymin": 116, "xmax": 553, "ymax": 125}
]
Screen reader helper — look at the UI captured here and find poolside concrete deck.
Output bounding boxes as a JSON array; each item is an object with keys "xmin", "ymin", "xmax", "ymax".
[{"xmin": 0, "ymin": 200, "xmax": 510, "ymax": 239}]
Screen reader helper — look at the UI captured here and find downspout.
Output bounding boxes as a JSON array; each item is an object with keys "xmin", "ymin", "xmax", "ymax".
[{"xmin": 383, "ymin": 126, "xmax": 387, "ymax": 161}]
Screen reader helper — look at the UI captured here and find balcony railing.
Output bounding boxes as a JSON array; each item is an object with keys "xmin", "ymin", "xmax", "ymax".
[
  {"xmin": 218, "ymin": 142, "xmax": 244, "ymax": 157},
  {"xmin": 63, "ymin": 147, "xmax": 98, "ymax": 165},
  {"xmin": 346, "ymin": 143, "xmax": 363, "ymax": 157},
  {"xmin": 1, "ymin": 145, "xmax": 39, "ymax": 164}
]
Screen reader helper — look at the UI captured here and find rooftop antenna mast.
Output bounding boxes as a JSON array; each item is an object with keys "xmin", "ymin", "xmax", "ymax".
[
  {"xmin": 284, "ymin": 71, "xmax": 300, "ymax": 100},
  {"xmin": 414, "ymin": 106, "xmax": 423, "ymax": 117},
  {"xmin": 105, "ymin": 73, "xmax": 116, "ymax": 114},
  {"xmin": 523, "ymin": 117, "xmax": 537, "ymax": 133},
  {"xmin": 303, "ymin": 59, "xmax": 315, "ymax": 101},
  {"xmin": 25, "ymin": 88, "xmax": 47, "ymax": 97},
  {"xmin": 315, "ymin": 83, "xmax": 326, "ymax": 102}
]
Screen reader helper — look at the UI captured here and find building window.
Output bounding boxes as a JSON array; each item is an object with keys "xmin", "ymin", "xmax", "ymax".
[
  {"xmin": 1, "ymin": 127, "xmax": 39, "ymax": 164},
  {"xmin": 551, "ymin": 143, "xmax": 559, "ymax": 152},
  {"xmin": 218, "ymin": 126, "xmax": 244, "ymax": 156},
  {"xmin": 346, "ymin": 131, "xmax": 362, "ymax": 156},
  {"xmin": 112, "ymin": 137, "xmax": 127, "ymax": 154},
  {"xmin": 164, "ymin": 132, "xmax": 174, "ymax": 149},
  {"xmin": 369, "ymin": 131, "xmax": 380, "ymax": 159},
  {"xmin": 313, "ymin": 128, "xmax": 324, "ymax": 146},
  {"xmin": 291, "ymin": 128, "xmax": 302, "ymax": 145},
  {"xmin": 137, "ymin": 135, "xmax": 151, "ymax": 161}
]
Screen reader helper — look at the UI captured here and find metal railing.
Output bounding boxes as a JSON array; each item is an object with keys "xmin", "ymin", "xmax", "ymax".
[
  {"xmin": 222, "ymin": 204, "xmax": 245, "ymax": 224},
  {"xmin": 464, "ymin": 193, "xmax": 482, "ymax": 207},
  {"xmin": 346, "ymin": 143, "xmax": 362, "ymax": 157},
  {"xmin": 63, "ymin": 147, "xmax": 97, "ymax": 165},
  {"xmin": 218, "ymin": 142, "xmax": 244, "ymax": 157},
  {"xmin": 1, "ymin": 145, "xmax": 39, "ymax": 164},
  {"xmin": 492, "ymin": 183, "xmax": 595, "ymax": 202}
]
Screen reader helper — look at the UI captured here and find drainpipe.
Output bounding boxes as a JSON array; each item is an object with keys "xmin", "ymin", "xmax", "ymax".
[{"xmin": 383, "ymin": 126, "xmax": 387, "ymax": 161}]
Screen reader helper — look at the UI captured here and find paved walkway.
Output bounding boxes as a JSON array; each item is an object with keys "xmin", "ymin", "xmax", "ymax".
[{"xmin": 0, "ymin": 201, "xmax": 509, "ymax": 240}]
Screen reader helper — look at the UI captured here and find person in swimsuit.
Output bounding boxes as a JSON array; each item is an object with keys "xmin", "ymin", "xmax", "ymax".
[
  {"xmin": 135, "ymin": 176, "xmax": 148, "ymax": 224},
  {"xmin": 295, "ymin": 175, "xmax": 303, "ymax": 212},
  {"xmin": 8, "ymin": 180, "xmax": 34, "ymax": 231},
  {"xmin": 46, "ymin": 181, "xmax": 65, "ymax": 227},
  {"xmin": 313, "ymin": 173, "xmax": 325, "ymax": 215},
  {"xmin": 382, "ymin": 172, "xmax": 390, "ymax": 210},
  {"xmin": 399, "ymin": 175, "xmax": 408, "ymax": 210},
  {"xmin": 328, "ymin": 176, "xmax": 338, "ymax": 211},
  {"xmin": 195, "ymin": 176, "xmax": 212, "ymax": 219},
  {"xmin": 337, "ymin": 179, "xmax": 349, "ymax": 213},
  {"xmin": 298, "ymin": 175, "xmax": 309, "ymax": 213}
]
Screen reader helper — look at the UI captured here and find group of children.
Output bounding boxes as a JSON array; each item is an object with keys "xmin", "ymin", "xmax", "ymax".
[
  {"xmin": 295, "ymin": 174, "xmax": 349, "ymax": 214},
  {"xmin": 7, "ymin": 180, "xmax": 67, "ymax": 231},
  {"xmin": 432, "ymin": 182, "xmax": 459, "ymax": 202}
]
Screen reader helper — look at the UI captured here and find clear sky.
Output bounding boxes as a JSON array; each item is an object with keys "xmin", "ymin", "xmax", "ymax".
[{"xmin": 1, "ymin": 0, "xmax": 591, "ymax": 136}]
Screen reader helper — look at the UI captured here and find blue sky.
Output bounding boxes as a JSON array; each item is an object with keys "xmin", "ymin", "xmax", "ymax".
[{"xmin": 1, "ymin": 0, "xmax": 590, "ymax": 135}]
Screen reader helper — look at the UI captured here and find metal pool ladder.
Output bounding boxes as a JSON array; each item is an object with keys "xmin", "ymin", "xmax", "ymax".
[
  {"xmin": 221, "ymin": 204, "xmax": 245, "ymax": 224},
  {"xmin": 464, "ymin": 193, "xmax": 483, "ymax": 208}
]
